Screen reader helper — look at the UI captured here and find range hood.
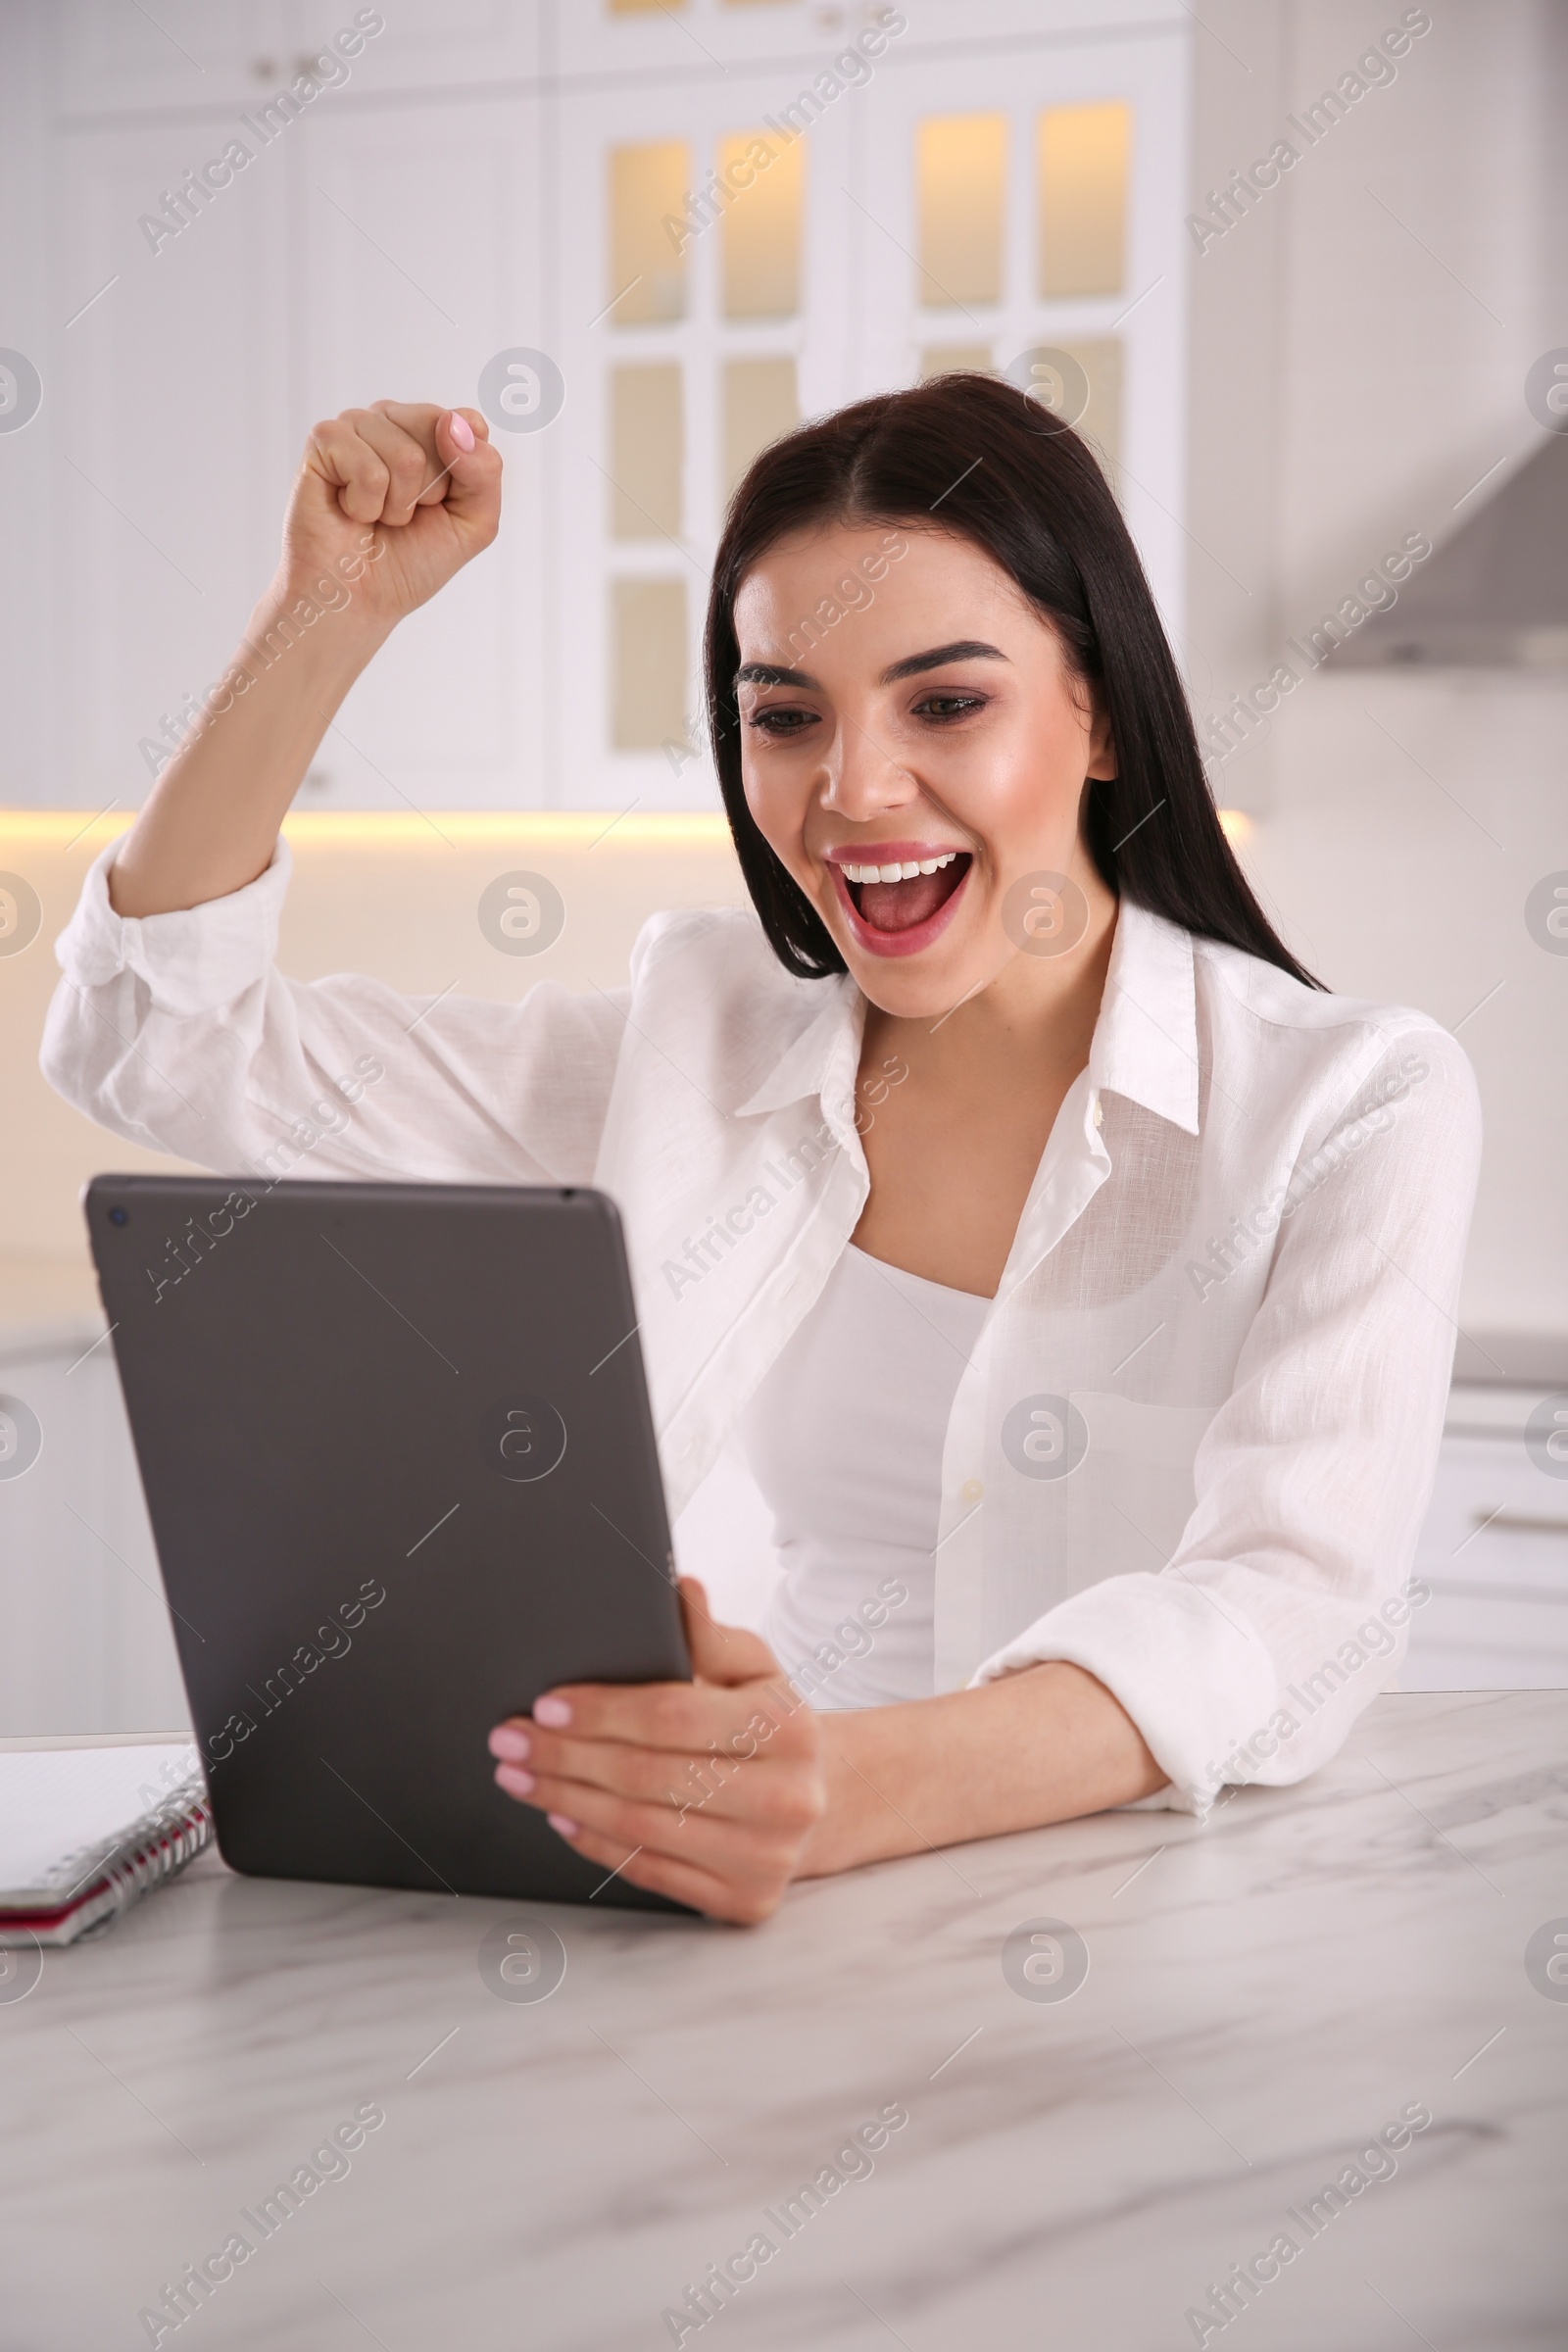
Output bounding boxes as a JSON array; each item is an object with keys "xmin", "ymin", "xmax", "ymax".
[{"xmin": 1330, "ymin": 430, "xmax": 1568, "ymax": 669}]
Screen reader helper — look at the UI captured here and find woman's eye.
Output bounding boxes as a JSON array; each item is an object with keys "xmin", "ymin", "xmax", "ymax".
[
  {"xmin": 747, "ymin": 705, "xmax": 817, "ymax": 736},
  {"xmin": 913, "ymin": 691, "xmax": 986, "ymax": 721}
]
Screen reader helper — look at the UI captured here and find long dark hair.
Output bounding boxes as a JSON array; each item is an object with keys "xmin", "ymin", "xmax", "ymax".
[{"xmin": 703, "ymin": 372, "xmax": 1318, "ymax": 989}]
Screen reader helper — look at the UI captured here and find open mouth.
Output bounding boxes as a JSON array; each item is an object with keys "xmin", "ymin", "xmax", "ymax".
[{"xmin": 828, "ymin": 848, "xmax": 974, "ymax": 957}]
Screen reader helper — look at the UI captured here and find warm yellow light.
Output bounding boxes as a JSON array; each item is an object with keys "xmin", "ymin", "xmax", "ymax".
[
  {"xmin": 612, "ymin": 580, "xmax": 690, "ymax": 753},
  {"xmin": 919, "ymin": 344, "xmax": 993, "ymax": 381},
  {"xmin": 719, "ymin": 127, "xmax": 803, "ymax": 318},
  {"xmin": 610, "ymin": 364, "xmax": 683, "ymax": 541},
  {"xmin": 1217, "ymin": 808, "xmax": 1254, "ymax": 848},
  {"xmin": 1038, "ymin": 101, "xmax": 1130, "ymax": 298},
  {"xmin": 722, "ymin": 355, "xmax": 800, "ymax": 501},
  {"xmin": 609, "ymin": 140, "xmax": 689, "ymax": 323},
  {"xmin": 0, "ymin": 808, "xmax": 132, "ymax": 846},
  {"xmin": 917, "ymin": 114, "xmax": 1007, "ymax": 307},
  {"xmin": 0, "ymin": 810, "xmax": 733, "ymax": 849}
]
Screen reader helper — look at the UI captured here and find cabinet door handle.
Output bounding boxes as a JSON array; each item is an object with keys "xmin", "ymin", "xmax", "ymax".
[
  {"xmin": 1427, "ymin": 1576, "xmax": 1568, "ymax": 1608},
  {"xmin": 1469, "ymin": 1511, "xmax": 1568, "ymax": 1539}
]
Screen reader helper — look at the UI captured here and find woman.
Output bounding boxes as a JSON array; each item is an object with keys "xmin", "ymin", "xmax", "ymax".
[{"xmin": 43, "ymin": 375, "xmax": 1479, "ymax": 1925}]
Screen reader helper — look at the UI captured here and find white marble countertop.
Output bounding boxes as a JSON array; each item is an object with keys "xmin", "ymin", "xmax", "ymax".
[{"xmin": 2, "ymin": 1691, "xmax": 1565, "ymax": 2350}]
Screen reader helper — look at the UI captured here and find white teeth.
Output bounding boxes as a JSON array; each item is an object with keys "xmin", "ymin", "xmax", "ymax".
[{"xmin": 838, "ymin": 851, "xmax": 958, "ymax": 884}]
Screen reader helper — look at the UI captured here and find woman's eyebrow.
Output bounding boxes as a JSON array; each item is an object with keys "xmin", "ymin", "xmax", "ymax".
[
  {"xmin": 879, "ymin": 639, "xmax": 1007, "ymax": 683},
  {"xmin": 735, "ymin": 661, "xmax": 821, "ymax": 690}
]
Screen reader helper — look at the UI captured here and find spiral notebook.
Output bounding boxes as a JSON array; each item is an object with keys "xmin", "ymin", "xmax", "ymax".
[{"xmin": 0, "ymin": 1743, "xmax": 212, "ymax": 1946}]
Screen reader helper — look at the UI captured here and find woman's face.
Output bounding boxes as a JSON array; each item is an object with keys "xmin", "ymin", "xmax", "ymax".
[{"xmin": 733, "ymin": 520, "xmax": 1117, "ymax": 1019}]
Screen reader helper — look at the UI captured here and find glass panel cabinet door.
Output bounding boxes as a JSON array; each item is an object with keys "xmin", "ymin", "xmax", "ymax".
[
  {"xmin": 549, "ymin": 3, "xmax": 1189, "ymax": 808},
  {"xmin": 855, "ymin": 24, "xmax": 1191, "ymax": 641},
  {"xmin": 1038, "ymin": 100, "xmax": 1132, "ymax": 298},
  {"xmin": 551, "ymin": 61, "xmax": 858, "ymax": 809},
  {"xmin": 917, "ymin": 114, "xmax": 1008, "ymax": 308}
]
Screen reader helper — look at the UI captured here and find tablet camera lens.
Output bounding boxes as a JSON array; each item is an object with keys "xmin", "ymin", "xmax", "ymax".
[{"xmin": 108, "ymin": 1206, "xmax": 128, "ymax": 1226}]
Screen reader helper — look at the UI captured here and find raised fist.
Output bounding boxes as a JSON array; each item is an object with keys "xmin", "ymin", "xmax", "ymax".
[{"xmin": 277, "ymin": 399, "xmax": 503, "ymax": 630}]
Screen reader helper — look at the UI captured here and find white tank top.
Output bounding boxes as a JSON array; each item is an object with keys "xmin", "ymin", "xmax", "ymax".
[{"xmin": 739, "ymin": 1244, "xmax": 990, "ymax": 1709}]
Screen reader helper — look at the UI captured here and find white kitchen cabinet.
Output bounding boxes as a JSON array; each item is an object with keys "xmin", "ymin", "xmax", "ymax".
[
  {"xmin": 24, "ymin": 0, "xmax": 1192, "ymax": 812},
  {"xmin": 54, "ymin": 0, "xmax": 291, "ymax": 116},
  {"xmin": 549, "ymin": 57, "xmax": 860, "ymax": 814},
  {"xmin": 52, "ymin": 0, "xmax": 538, "ymax": 117},
  {"xmin": 850, "ymin": 16, "xmax": 1191, "ymax": 630},
  {"xmin": 552, "ymin": 0, "xmax": 1186, "ymax": 78},
  {"xmin": 1405, "ymin": 1387, "xmax": 1568, "ymax": 1690},
  {"xmin": 300, "ymin": 0, "xmax": 539, "ymax": 96},
  {"xmin": 51, "ymin": 116, "xmax": 293, "ymax": 811},
  {"xmin": 0, "ymin": 1323, "xmax": 187, "ymax": 1740},
  {"xmin": 298, "ymin": 94, "xmax": 551, "ymax": 809}
]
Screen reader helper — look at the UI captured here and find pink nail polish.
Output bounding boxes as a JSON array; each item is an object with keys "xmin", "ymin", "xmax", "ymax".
[
  {"xmin": 547, "ymin": 1812, "xmax": 579, "ymax": 1838},
  {"xmin": 488, "ymin": 1725, "xmax": 530, "ymax": 1763},
  {"xmin": 534, "ymin": 1695, "xmax": 571, "ymax": 1729},
  {"xmin": 448, "ymin": 412, "xmax": 475, "ymax": 453},
  {"xmin": 495, "ymin": 1763, "xmax": 535, "ymax": 1796}
]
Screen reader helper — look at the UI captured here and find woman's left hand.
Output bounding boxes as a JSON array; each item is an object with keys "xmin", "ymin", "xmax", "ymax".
[{"xmin": 487, "ymin": 1579, "xmax": 825, "ymax": 1924}]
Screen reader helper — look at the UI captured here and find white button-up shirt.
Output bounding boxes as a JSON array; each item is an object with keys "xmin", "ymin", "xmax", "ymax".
[{"xmin": 43, "ymin": 844, "xmax": 1481, "ymax": 1816}]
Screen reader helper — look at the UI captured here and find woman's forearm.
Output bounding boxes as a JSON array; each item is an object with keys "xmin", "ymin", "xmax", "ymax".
[
  {"xmin": 109, "ymin": 585, "xmax": 388, "ymax": 918},
  {"xmin": 108, "ymin": 401, "xmax": 501, "ymax": 920},
  {"xmin": 798, "ymin": 1660, "xmax": 1167, "ymax": 1876}
]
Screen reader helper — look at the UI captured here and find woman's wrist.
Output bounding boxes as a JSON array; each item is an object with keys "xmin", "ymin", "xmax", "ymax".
[
  {"xmin": 794, "ymin": 1706, "xmax": 915, "ymax": 1877},
  {"xmin": 241, "ymin": 567, "xmax": 393, "ymax": 681},
  {"xmin": 793, "ymin": 1662, "xmax": 1168, "ymax": 1883}
]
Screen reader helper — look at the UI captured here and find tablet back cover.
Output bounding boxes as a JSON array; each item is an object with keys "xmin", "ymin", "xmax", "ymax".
[{"xmin": 86, "ymin": 1176, "xmax": 690, "ymax": 1911}]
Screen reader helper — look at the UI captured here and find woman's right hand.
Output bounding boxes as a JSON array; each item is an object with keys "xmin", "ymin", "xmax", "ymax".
[{"xmin": 276, "ymin": 400, "xmax": 503, "ymax": 632}]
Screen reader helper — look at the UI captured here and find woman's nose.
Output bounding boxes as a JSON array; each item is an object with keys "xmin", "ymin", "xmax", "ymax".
[{"xmin": 819, "ymin": 721, "xmax": 918, "ymax": 818}]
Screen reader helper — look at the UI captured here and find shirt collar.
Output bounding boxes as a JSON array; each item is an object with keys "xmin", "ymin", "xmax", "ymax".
[
  {"xmin": 732, "ymin": 903, "xmax": 1200, "ymax": 1135},
  {"xmin": 734, "ymin": 971, "xmax": 863, "ymax": 1120},
  {"xmin": 1090, "ymin": 899, "xmax": 1200, "ymax": 1135}
]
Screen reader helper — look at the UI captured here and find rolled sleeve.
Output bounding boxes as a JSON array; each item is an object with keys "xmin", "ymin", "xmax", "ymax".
[
  {"xmin": 970, "ymin": 1571, "xmax": 1279, "ymax": 1816},
  {"xmin": 54, "ymin": 837, "xmax": 291, "ymax": 1007},
  {"xmin": 41, "ymin": 838, "xmax": 627, "ymax": 1187}
]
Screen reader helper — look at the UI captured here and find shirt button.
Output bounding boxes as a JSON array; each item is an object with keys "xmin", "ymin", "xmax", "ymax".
[
  {"xmin": 1092, "ymin": 1096, "xmax": 1103, "ymax": 1129},
  {"xmin": 960, "ymin": 1478, "xmax": 983, "ymax": 1502}
]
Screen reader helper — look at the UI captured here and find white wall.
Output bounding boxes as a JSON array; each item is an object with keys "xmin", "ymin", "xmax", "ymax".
[{"xmin": 1185, "ymin": 0, "xmax": 1568, "ymax": 1336}]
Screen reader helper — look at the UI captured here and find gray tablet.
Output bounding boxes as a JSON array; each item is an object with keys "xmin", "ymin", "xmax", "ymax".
[{"xmin": 86, "ymin": 1175, "xmax": 690, "ymax": 1912}]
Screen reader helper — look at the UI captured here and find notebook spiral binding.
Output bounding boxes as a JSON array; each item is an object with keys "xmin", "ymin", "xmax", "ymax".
[{"xmin": 74, "ymin": 1780, "xmax": 214, "ymax": 1941}]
